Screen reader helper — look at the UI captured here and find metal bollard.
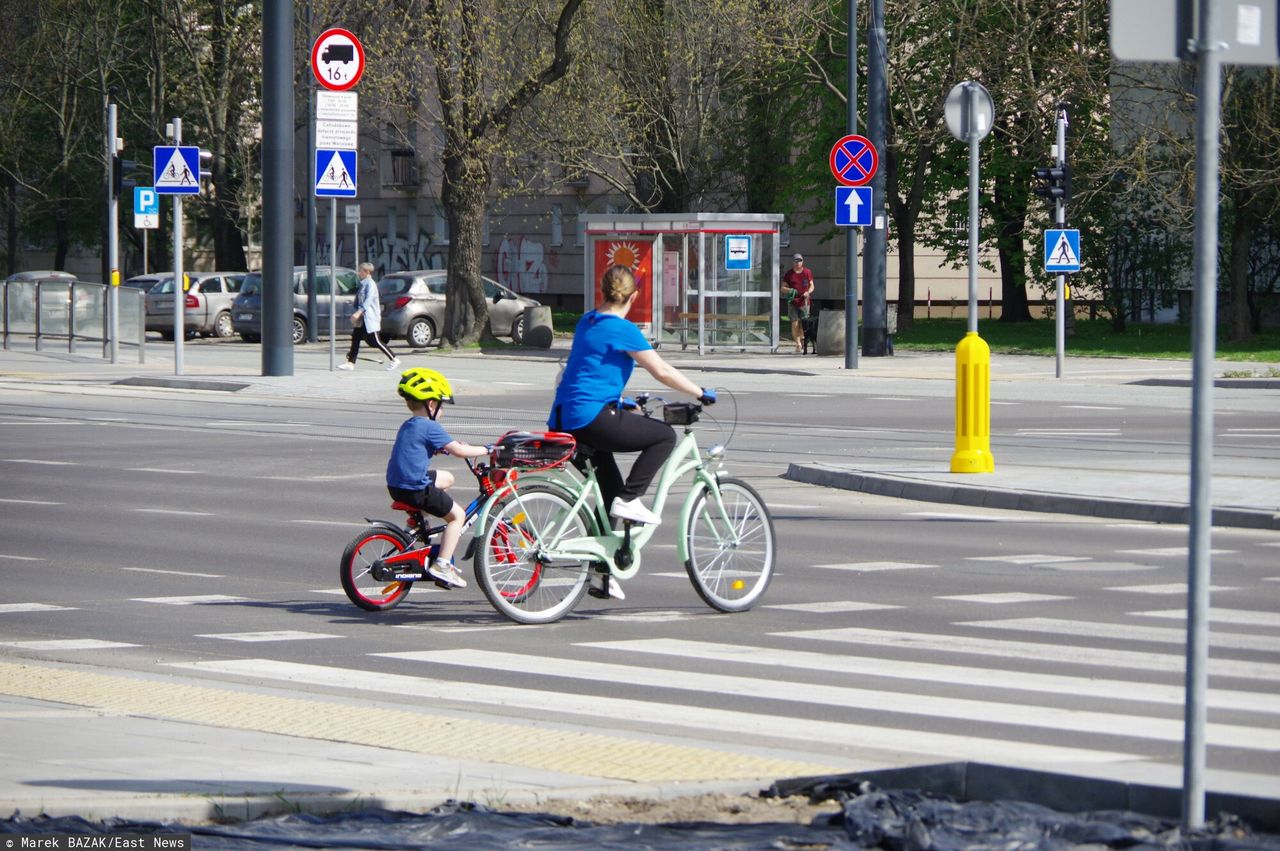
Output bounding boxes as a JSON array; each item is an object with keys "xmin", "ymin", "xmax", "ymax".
[{"xmin": 950, "ymin": 331, "xmax": 995, "ymax": 473}]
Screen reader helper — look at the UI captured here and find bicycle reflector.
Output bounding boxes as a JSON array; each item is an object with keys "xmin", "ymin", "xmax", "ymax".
[{"xmin": 491, "ymin": 431, "xmax": 576, "ymax": 471}]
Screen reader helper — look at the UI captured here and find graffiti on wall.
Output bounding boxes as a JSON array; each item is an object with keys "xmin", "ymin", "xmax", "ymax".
[
  {"xmin": 364, "ymin": 229, "xmax": 444, "ymax": 276},
  {"xmin": 496, "ymin": 235, "xmax": 549, "ymax": 293}
]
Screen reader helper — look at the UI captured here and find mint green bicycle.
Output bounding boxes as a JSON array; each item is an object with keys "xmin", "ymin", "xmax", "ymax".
[{"xmin": 472, "ymin": 393, "xmax": 775, "ymax": 624}]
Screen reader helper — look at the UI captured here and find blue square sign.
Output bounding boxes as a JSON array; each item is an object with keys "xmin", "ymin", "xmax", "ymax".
[
  {"xmin": 1044, "ymin": 228, "xmax": 1081, "ymax": 273},
  {"xmin": 315, "ymin": 149, "xmax": 358, "ymax": 197},
  {"xmin": 835, "ymin": 186, "xmax": 873, "ymax": 227},
  {"xmin": 725, "ymin": 235, "xmax": 751, "ymax": 270},
  {"xmin": 153, "ymin": 146, "xmax": 200, "ymax": 195}
]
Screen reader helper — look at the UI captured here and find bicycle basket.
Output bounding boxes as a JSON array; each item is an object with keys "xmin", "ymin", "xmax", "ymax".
[
  {"xmin": 491, "ymin": 431, "xmax": 576, "ymax": 471},
  {"xmin": 663, "ymin": 402, "xmax": 701, "ymax": 426}
]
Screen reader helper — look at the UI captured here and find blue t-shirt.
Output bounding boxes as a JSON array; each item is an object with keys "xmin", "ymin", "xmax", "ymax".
[
  {"xmin": 386, "ymin": 416, "xmax": 454, "ymax": 490},
  {"xmin": 548, "ymin": 311, "xmax": 652, "ymax": 431}
]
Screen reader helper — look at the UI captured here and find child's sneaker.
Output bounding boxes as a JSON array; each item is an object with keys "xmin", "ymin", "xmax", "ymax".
[{"xmin": 426, "ymin": 558, "xmax": 467, "ymax": 589}]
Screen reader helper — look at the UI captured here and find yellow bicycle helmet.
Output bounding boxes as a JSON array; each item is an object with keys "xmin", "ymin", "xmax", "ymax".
[{"xmin": 397, "ymin": 367, "xmax": 454, "ymax": 405}]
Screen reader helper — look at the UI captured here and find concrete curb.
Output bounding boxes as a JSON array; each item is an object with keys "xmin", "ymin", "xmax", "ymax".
[{"xmin": 784, "ymin": 463, "xmax": 1280, "ymax": 531}]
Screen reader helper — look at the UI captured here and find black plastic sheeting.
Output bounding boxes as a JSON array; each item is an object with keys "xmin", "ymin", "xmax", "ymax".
[{"xmin": 5, "ymin": 781, "xmax": 1280, "ymax": 850}]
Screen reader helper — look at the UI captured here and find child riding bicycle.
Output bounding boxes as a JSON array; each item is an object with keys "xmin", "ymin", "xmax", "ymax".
[{"xmin": 386, "ymin": 367, "xmax": 489, "ymax": 588}]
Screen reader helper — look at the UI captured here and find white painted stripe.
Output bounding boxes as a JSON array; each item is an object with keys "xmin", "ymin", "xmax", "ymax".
[
  {"xmin": 939, "ymin": 593, "xmax": 1070, "ymax": 604},
  {"xmin": 962, "ymin": 617, "xmax": 1280, "ymax": 653},
  {"xmin": 1106, "ymin": 524, "xmax": 1185, "ymax": 532},
  {"xmin": 290, "ymin": 519, "xmax": 366, "ymax": 527},
  {"xmin": 206, "ymin": 421, "xmax": 249, "ymax": 426},
  {"xmin": 134, "ymin": 508, "xmax": 215, "ymax": 516},
  {"xmin": 1260, "ymin": 542, "xmax": 1280, "ymax": 548},
  {"xmin": 812, "ymin": 562, "xmax": 936, "ymax": 572},
  {"xmin": 3, "ymin": 459, "xmax": 76, "ymax": 465},
  {"xmin": 310, "ymin": 588, "xmax": 350, "ymax": 596},
  {"xmin": 125, "ymin": 468, "xmax": 200, "ymax": 474},
  {"xmin": 381, "ymin": 649, "xmax": 1277, "ymax": 752},
  {"xmin": 1133, "ymin": 609, "xmax": 1280, "ymax": 628},
  {"xmin": 0, "ymin": 554, "xmax": 44, "ymax": 562},
  {"xmin": 776, "ymin": 627, "xmax": 1280, "ymax": 680},
  {"xmin": 169, "ymin": 658, "xmax": 1139, "ymax": 766},
  {"xmin": 765, "ymin": 601, "xmax": 901, "ymax": 613},
  {"xmin": 1120, "ymin": 547, "xmax": 1235, "ymax": 557},
  {"xmin": 1062, "ymin": 405, "xmax": 1123, "ymax": 410},
  {"xmin": 0, "ymin": 639, "xmax": 137, "ymax": 650},
  {"xmin": 0, "ymin": 498, "xmax": 62, "ymax": 506},
  {"xmin": 866, "ymin": 397, "xmax": 914, "ymax": 401},
  {"xmin": 131, "ymin": 594, "xmax": 246, "ymax": 605},
  {"xmin": 1106, "ymin": 583, "xmax": 1236, "ymax": 595},
  {"xmin": 0, "ymin": 603, "xmax": 76, "ymax": 614},
  {"xmin": 196, "ymin": 631, "xmax": 340, "ymax": 642},
  {"xmin": 966, "ymin": 554, "xmax": 1091, "ymax": 565},
  {"xmin": 1017, "ymin": 429, "xmax": 1121, "ymax": 435},
  {"xmin": 121, "ymin": 567, "xmax": 224, "ymax": 578},
  {"xmin": 584, "ymin": 638, "xmax": 1279, "ymax": 716}
]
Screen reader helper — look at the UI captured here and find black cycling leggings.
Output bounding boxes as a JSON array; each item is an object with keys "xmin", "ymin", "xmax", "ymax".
[
  {"xmin": 568, "ymin": 405, "xmax": 676, "ymax": 511},
  {"xmin": 347, "ymin": 328, "xmax": 395, "ymax": 363}
]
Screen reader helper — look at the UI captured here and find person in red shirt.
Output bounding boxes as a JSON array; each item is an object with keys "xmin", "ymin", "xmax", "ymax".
[{"xmin": 781, "ymin": 253, "xmax": 814, "ymax": 353}]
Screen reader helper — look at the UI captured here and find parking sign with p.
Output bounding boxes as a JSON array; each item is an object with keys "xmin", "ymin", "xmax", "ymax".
[{"xmin": 134, "ymin": 187, "xmax": 159, "ymax": 229}]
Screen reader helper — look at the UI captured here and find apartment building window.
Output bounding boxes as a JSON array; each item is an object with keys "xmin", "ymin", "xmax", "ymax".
[
  {"xmin": 434, "ymin": 205, "xmax": 449, "ymax": 245},
  {"xmin": 387, "ymin": 148, "xmax": 419, "ymax": 188}
]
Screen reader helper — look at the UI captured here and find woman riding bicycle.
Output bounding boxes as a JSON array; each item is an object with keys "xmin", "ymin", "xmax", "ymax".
[{"xmin": 549, "ymin": 264, "xmax": 715, "ymax": 538}]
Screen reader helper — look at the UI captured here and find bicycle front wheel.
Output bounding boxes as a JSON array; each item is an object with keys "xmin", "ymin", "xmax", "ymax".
[
  {"xmin": 340, "ymin": 526, "xmax": 414, "ymax": 612},
  {"xmin": 475, "ymin": 489, "xmax": 591, "ymax": 624},
  {"xmin": 684, "ymin": 477, "xmax": 775, "ymax": 612}
]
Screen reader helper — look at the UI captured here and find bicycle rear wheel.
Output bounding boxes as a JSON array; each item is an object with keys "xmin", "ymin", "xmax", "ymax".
[
  {"xmin": 684, "ymin": 477, "xmax": 774, "ymax": 612},
  {"xmin": 340, "ymin": 526, "xmax": 415, "ymax": 611},
  {"xmin": 475, "ymin": 489, "xmax": 591, "ymax": 624}
]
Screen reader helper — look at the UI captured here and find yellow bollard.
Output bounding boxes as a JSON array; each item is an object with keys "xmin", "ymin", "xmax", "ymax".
[{"xmin": 950, "ymin": 331, "xmax": 995, "ymax": 473}]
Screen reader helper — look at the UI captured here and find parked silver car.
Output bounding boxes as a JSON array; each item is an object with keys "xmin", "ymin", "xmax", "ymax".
[
  {"xmin": 3, "ymin": 271, "xmax": 98, "ymax": 325},
  {"xmin": 378, "ymin": 270, "xmax": 540, "ymax": 349},
  {"xmin": 231, "ymin": 266, "xmax": 359, "ymax": 344},
  {"xmin": 144, "ymin": 272, "xmax": 247, "ymax": 339},
  {"xmin": 121, "ymin": 274, "xmax": 166, "ymax": 294}
]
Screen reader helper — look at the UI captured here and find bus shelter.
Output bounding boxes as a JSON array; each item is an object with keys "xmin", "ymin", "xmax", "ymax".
[{"xmin": 581, "ymin": 213, "xmax": 784, "ymax": 353}]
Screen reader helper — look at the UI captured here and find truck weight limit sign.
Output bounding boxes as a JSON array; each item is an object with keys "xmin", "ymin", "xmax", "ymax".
[{"xmin": 311, "ymin": 28, "xmax": 364, "ymax": 91}]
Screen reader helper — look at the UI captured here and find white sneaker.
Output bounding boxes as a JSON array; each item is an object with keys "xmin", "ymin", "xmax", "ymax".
[
  {"xmin": 427, "ymin": 559, "xmax": 467, "ymax": 589},
  {"xmin": 590, "ymin": 573, "xmax": 626, "ymax": 600},
  {"xmin": 337, "ymin": 361, "xmax": 355, "ymax": 371},
  {"xmin": 611, "ymin": 497, "xmax": 661, "ymax": 525},
  {"xmin": 385, "ymin": 357, "xmax": 402, "ymax": 371}
]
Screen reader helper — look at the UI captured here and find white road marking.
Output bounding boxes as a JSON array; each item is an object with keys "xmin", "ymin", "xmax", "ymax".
[
  {"xmin": 125, "ymin": 468, "xmax": 200, "ymax": 474},
  {"xmin": 0, "ymin": 603, "xmax": 77, "ymax": 613},
  {"xmin": 765, "ymin": 601, "xmax": 901, "ymax": 613},
  {"xmin": 1120, "ymin": 547, "xmax": 1235, "ymax": 557},
  {"xmin": 906, "ymin": 512, "xmax": 1037, "ymax": 522},
  {"xmin": 1062, "ymin": 405, "xmax": 1123, "ymax": 410},
  {"xmin": 0, "ymin": 639, "xmax": 137, "ymax": 650},
  {"xmin": 938, "ymin": 593, "xmax": 1071, "ymax": 604},
  {"xmin": 121, "ymin": 567, "xmax": 224, "ymax": 578},
  {"xmin": 1133, "ymin": 608, "xmax": 1280, "ymax": 628},
  {"xmin": 3, "ymin": 459, "xmax": 76, "ymax": 465},
  {"xmin": 170, "ymin": 658, "xmax": 1139, "ymax": 766},
  {"xmin": 966, "ymin": 554, "xmax": 1092, "ymax": 565},
  {"xmin": 811, "ymin": 561, "xmax": 936, "ymax": 572},
  {"xmin": 197, "ymin": 631, "xmax": 340, "ymax": 642},
  {"xmin": 776, "ymin": 626, "xmax": 1280, "ymax": 680},
  {"xmin": 130, "ymin": 594, "xmax": 247, "ymax": 605},
  {"xmin": 0, "ymin": 554, "xmax": 44, "ymax": 562},
  {"xmin": 383, "ymin": 648, "xmax": 1278, "ymax": 752},
  {"xmin": 290, "ymin": 519, "xmax": 366, "ymax": 527},
  {"xmin": 586, "ymin": 638, "xmax": 1278, "ymax": 715},
  {"xmin": 0, "ymin": 498, "xmax": 62, "ymax": 506},
  {"xmin": 962, "ymin": 617, "xmax": 1280, "ymax": 653},
  {"xmin": 1106, "ymin": 583, "xmax": 1236, "ymax": 594},
  {"xmin": 134, "ymin": 508, "xmax": 214, "ymax": 516}
]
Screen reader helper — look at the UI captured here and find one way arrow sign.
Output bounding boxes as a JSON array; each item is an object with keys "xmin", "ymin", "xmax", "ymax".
[{"xmin": 835, "ymin": 186, "xmax": 873, "ymax": 227}]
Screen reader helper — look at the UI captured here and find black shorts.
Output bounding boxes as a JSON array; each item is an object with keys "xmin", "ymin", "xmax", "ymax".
[{"xmin": 388, "ymin": 473, "xmax": 454, "ymax": 519}]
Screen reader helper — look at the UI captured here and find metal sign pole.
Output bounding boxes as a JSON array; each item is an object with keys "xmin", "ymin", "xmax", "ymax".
[
  {"xmin": 1183, "ymin": 0, "xmax": 1223, "ymax": 830},
  {"xmin": 172, "ymin": 117, "xmax": 184, "ymax": 377},
  {"xmin": 329, "ymin": 198, "xmax": 337, "ymax": 369},
  {"xmin": 1054, "ymin": 107, "xmax": 1067, "ymax": 378},
  {"xmin": 107, "ymin": 101, "xmax": 120, "ymax": 364}
]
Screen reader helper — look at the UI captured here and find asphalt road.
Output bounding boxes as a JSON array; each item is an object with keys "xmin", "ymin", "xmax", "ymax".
[{"xmin": 1, "ymin": 381, "xmax": 1277, "ymax": 790}]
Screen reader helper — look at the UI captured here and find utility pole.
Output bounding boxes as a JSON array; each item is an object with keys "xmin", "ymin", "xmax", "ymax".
[
  {"xmin": 861, "ymin": 0, "xmax": 889, "ymax": 356},
  {"xmin": 844, "ymin": 0, "xmax": 859, "ymax": 369},
  {"xmin": 262, "ymin": 0, "xmax": 294, "ymax": 375}
]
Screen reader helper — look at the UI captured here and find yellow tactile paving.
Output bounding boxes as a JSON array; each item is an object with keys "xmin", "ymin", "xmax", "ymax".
[{"xmin": 0, "ymin": 662, "xmax": 839, "ymax": 783}]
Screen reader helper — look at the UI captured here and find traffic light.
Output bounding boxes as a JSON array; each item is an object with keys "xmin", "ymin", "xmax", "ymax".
[
  {"xmin": 111, "ymin": 157, "xmax": 137, "ymax": 197},
  {"xmin": 1033, "ymin": 163, "xmax": 1071, "ymax": 207}
]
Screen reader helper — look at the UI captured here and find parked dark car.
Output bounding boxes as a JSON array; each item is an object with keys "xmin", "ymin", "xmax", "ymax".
[
  {"xmin": 231, "ymin": 266, "xmax": 358, "ymax": 344},
  {"xmin": 378, "ymin": 270, "xmax": 540, "ymax": 349},
  {"xmin": 145, "ymin": 272, "xmax": 247, "ymax": 339}
]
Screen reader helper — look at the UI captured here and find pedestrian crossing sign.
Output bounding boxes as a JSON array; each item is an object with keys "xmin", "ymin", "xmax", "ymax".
[
  {"xmin": 315, "ymin": 149, "xmax": 357, "ymax": 197},
  {"xmin": 1044, "ymin": 228, "xmax": 1081, "ymax": 273},
  {"xmin": 153, "ymin": 146, "xmax": 200, "ymax": 195}
]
